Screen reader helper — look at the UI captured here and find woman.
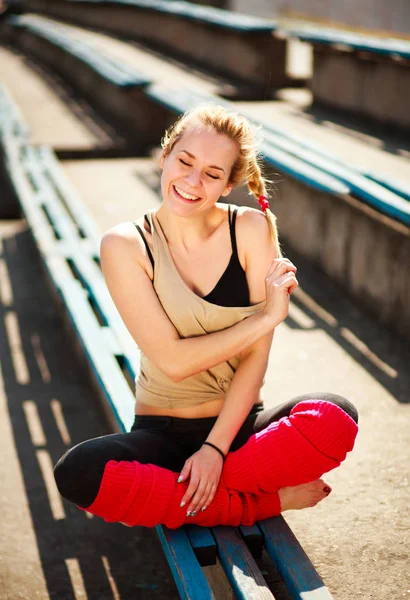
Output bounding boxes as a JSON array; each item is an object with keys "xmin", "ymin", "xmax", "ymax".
[{"xmin": 54, "ymin": 104, "xmax": 359, "ymax": 528}]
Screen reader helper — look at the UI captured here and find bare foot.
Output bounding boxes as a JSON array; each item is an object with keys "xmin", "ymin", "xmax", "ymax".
[{"xmin": 278, "ymin": 479, "xmax": 332, "ymax": 511}]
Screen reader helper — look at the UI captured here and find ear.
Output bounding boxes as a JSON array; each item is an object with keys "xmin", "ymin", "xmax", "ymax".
[
  {"xmin": 221, "ymin": 183, "xmax": 233, "ymax": 197},
  {"xmin": 158, "ymin": 150, "xmax": 165, "ymax": 170}
]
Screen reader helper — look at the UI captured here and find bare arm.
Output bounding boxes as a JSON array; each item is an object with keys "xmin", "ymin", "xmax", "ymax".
[
  {"xmin": 205, "ymin": 331, "xmax": 273, "ymax": 454},
  {"xmin": 100, "ymin": 211, "xmax": 295, "ymax": 382}
]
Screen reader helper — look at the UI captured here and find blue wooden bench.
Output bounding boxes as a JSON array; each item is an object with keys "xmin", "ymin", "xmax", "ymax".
[
  {"xmin": 288, "ymin": 25, "xmax": 410, "ymax": 130},
  {"xmin": 289, "ymin": 26, "xmax": 410, "ymax": 61},
  {"xmin": 26, "ymin": 0, "xmax": 291, "ymax": 97},
  {"xmin": 0, "ymin": 84, "xmax": 337, "ymax": 599}
]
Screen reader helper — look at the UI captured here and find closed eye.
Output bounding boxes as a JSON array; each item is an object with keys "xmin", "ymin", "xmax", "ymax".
[{"xmin": 179, "ymin": 159, "xmax": 219, "ymax": 180}]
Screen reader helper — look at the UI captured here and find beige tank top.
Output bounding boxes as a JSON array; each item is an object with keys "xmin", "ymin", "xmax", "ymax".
[{"xmin": 134, "ymin": 210, "xmax": 266, "ymax": 408}]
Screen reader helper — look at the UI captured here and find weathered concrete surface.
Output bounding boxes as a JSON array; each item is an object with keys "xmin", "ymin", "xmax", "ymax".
[
  {"xmin": 311, "ymin": 45, "xmax": 410, "ymax": 129},
  {"xmin": 259, "ymin": 170, "xmax": 410, "ymax": 341},
  {"xmin": 0, "ymin": 46, "xmax": 117, "ymax": 152}
]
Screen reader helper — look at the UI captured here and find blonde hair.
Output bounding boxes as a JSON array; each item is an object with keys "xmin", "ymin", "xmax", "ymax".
[{"xmin": 161, "ymin": 104, "xmax": 282, "ymax": 257}]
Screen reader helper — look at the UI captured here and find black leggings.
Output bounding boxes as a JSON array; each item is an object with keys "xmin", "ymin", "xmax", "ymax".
[{"xmin": 54, "ymin": 392, "xmax": 358, "ymax": 508}]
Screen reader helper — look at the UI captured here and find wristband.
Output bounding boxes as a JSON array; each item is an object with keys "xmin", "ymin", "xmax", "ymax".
[{"xmin": 202, "ymin": 441, "xmax": 225, "ymax": 462}]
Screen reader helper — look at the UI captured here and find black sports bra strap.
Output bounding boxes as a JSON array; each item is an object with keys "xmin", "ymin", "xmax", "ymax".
[
  {"xmin": 144, "ymin": 213, "xmax": 151, "ymax": 231},
  {"xmin": 228, "ymin": 205, "xmax": 239, "ymax": 256},
  {"xmin": 133, "ymin": 222, "xmax": 155, "ymax": 270}
]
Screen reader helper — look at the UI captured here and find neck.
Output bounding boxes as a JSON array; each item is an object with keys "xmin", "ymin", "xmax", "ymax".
[{"xmin": 156, "ymin": 204, "xmax": 222, "ymax": 251}]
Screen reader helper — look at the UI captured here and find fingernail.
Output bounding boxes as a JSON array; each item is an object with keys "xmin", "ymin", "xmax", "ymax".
[
  {"xmin": 186, "ymin": 511, "xmax": 192, "ymax": 517},
  {"xmin": 177, "ymin": 476, "xmax": 183, "ymax": 483},
  {"xmin": 180, "ymin": 501, "xmax": 185, "ymax": 507},
  {"xmin": 191, "ymin": 511, "xmax": 197, "ymax": 517},
  {"xmin": 201, "ymin": 506, "xmax": 207, "ymax": 512},
  {"xmin": 323, "ymin": 486, "xmax": 331, "ymax": 494}
]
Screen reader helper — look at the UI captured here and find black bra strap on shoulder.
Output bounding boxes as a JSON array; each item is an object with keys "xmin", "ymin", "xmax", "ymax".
[
  {"xmin": 144, "ymin": 213, "xmax": 151, "ymax": 232},
  {"xmin": 229, "ymin": 206, "xmax": 239, "ymax": 256},
  {"xmin": 133, "ymin": 222, "xmax": 155, "ymax": 270}
]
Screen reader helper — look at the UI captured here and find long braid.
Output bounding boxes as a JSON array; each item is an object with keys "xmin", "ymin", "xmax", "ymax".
[{"xmin": 247, "ymin": 156, "xmax": 282, "ymax": 258}]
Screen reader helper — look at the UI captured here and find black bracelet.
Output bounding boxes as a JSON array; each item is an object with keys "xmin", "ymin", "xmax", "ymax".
[{"xmin": 202, "ymin": 441, "xmax": 225, "ymax": 461}]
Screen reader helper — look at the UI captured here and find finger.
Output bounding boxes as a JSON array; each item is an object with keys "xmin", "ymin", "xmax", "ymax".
[
  {"xmin": 201, "ymin": 483, "xmax": 218, "ymax": 512},
  {"xmin": 180, "ymin": 476, "xmax": 200, "ymax": 509},
  {"xmin": 288, "ymin": 277, "xmax": 299, "ymax": 294},
  {"xmin": 195, "ymin": 482, "xmax": 215, "ymax": 514},
  {"xmin": 273, "ymin": 271, "xmax": 297, "ymax": 288},
  {"xmin": 186, "ymin": 480, "xmax": 210, "ymax": 515},
  {"xmin": 266, "ymin": 258, "xmax": 296, "ymax": 277},
  {"xmin": 267, "ymin": 261, "xmax": 297, "ymax": 280},
  {"xmin": 178, "ymin": 459, "xmax": 192, "ymax": 484}
]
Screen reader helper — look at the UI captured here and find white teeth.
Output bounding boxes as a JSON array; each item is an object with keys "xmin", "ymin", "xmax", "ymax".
[{"xmin": 174, "ymin": 185, "xmax": 200, "ymax": 201}]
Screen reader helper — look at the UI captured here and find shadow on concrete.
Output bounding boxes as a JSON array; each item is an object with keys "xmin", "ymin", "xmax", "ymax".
[
  {"xmin": 281, "ymin": 240, "xmax": 410, "ymax": 405},
  {"xmin": 0, "ymin": 221, "xmax": 180, "ymax": 599}
]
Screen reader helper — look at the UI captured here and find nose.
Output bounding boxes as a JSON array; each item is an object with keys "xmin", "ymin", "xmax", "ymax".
[{"xmin": 185, "ymin": 169, "xmax": 201, "ymax": 188}]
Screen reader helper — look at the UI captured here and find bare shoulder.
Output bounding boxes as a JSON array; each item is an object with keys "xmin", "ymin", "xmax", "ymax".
[
  {"xmin": 234, "ymin": 205, "xmax": 279, "ymax": 265},
  {"xmin": 100, "ymin": 217, "xmax": 153, "ymax": 276}
]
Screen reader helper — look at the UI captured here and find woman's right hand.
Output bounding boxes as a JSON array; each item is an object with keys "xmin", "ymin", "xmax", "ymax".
[{"xmin": 263, "ymin": 258, "xmax": 298, "ymax": 326}]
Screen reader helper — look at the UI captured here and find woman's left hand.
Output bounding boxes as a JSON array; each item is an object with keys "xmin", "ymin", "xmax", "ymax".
[{"xmin": 178, "ymin": 445, "xmax": 224, "ymax": 516}]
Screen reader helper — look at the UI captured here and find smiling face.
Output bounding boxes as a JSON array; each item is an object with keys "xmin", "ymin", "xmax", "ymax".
[{"xmin": 159, "ymin": 125, "xmax": 238, "ymax": 217}]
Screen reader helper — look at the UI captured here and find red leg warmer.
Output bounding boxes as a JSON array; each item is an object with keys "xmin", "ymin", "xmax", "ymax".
[
  {"xmin": 222, "ymin": 399, "xmax": 358, "ymax": 494},
  {"xmin": 80, "ymin": 459, "xmax": 281, "ymax": 528}
]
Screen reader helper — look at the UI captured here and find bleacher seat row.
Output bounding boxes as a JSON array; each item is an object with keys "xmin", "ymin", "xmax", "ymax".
[{"xmin": 23, "ymin": 0, "xmax": 290, "ymax": 97}]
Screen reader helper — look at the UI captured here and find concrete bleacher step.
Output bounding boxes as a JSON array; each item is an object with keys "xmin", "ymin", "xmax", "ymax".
[{"xmin": 0, "ymin": 46, "xmax": 127, "ymax": 154}]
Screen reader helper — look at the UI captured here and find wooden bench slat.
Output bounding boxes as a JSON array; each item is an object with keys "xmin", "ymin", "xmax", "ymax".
[
  {"xmin": 76, "ymin": 0, "xmax": 278, "ymax": 33},
  {"xmin": 22, "ymin": 146, "xmax": 142, "ymax": 376},
  {"xmin": 289, "ymin": 27, "xmax": 410, "ymax": 60},
  {"xmin": 258, "ymin": 517, "xmax": 334, "ymax": 600},
  {"xmin": 261, "ymin": 136, "xmax": 410, "ymax": 225},
  {"xmin": 38, "ymin": 145, "xmax": 103, "ymax": 246},
  {"xmin": 156, "ymin": 526, "xmax": 216, "ymax": 600},
  {"xmin": 239, "ymin": 524, "xmax": 264, "ymax": 559},
  {"xmin": 185, "ymin": 525, "xmax": 217, "ymax": 567},
  {"xmin": 47, "ymin": 275, "xmax": 137, "ymax": 432},
  {"xmin": 11, "ymin": 14, "xmax": 152, "ymax": 88},
  {"xmin": 212, "ymin": 526, "xmax": 275, "ymax": 599}
]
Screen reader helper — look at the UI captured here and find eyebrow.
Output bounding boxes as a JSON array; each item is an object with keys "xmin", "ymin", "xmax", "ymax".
[{"xmin": 180, "ymin": 150, "xmax": 225, "ymax": 173}]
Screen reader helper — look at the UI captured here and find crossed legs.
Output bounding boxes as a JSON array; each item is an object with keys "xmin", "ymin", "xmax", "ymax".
[{"xmin": 65, "ymin": 398, "xmax": 358, "ymax": 529}]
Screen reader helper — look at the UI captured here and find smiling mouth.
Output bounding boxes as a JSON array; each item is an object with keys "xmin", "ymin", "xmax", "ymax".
[{"xmin": 173, "ymin": 185, "xmax": 201, "ymax": 202}]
